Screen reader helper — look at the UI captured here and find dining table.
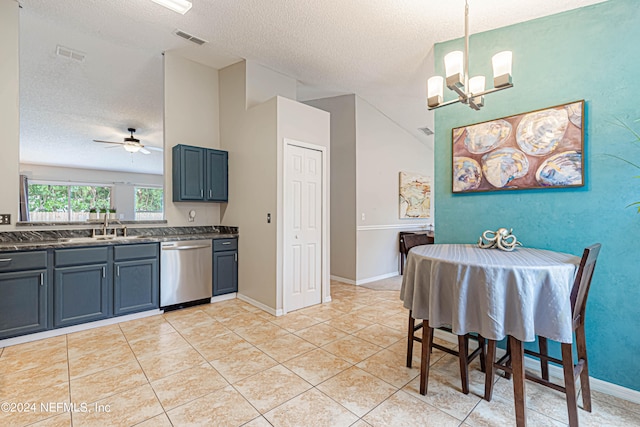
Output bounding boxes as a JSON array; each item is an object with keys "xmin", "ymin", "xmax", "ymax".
[{"xmin": 400, "ymin": 243, "xmax": 581, "ymax": 426}]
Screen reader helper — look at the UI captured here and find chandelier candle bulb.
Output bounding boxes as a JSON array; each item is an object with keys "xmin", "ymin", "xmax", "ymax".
[
  {"xmin": 427, "ymin": 76, "xmax": 444, "ymax": 108},
  {"xmin": 444, "ymin": 51, "xmax": 465, "ymax": 89},
  {"xmin": 469, "ymin": 75, "xmax": 485, "ymax": 108},
  {"xmin": 492, "ymin": 51, "xmax": 513, "ymax": 88}
]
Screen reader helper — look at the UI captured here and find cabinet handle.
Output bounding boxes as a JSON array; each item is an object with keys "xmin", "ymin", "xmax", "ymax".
[
  {"xmin": 201, "ymin": 189, "xmax": 204, "ymax": 198},
  {"xmin": 116, "ymin": 265, "xmax": 120, "ymax": 276},
  {"xmin": 222, "ymin": 242, "xmax": 231, "ymax": 245},
  {"xmin": 102, "ymin": 266, "xmax": 106, "ymax": 278},
  {"xmin": 235, "ymin": 253, "xmax": 237, "ymax": 262},
  {"xmin": 209, "ymin": 189, "xmax": 212, "ymax": 198},
  {"xmin": 39, "ymin": 273, "xmax": 44, "ymax": 286},
  {"xmin": 0, "ymin": 258, "xmax": 12, "ymax": 262}
]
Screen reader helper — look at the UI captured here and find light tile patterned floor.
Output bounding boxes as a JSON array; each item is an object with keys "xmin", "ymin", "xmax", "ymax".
[{"xmin": 1, "ymin": 280, "xmax": 639, "ymax": 426}]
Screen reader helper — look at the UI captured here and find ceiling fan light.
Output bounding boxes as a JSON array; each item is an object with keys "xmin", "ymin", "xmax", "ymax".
[
  {"xmin": 124, "ymin": 144, "xmax": 141, "ymax": 153},
  {"xmin": 150, "ymin": 0, "xmax": 192, "ymax": 15}
]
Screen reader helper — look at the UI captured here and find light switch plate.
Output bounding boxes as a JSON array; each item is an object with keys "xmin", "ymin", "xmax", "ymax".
[{"xmin": 0, "ymin": 214, "xmax": 11, "ymax": 225}]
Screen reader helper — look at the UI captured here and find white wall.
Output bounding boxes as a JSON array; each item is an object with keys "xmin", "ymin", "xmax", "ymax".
[
  {"xmin": 164, "ymin": 51, "xmax": 222, "ymax": 226},
  {"xmin": 304, "ymin": 95, "xmax": 357, "ymax": 282},
  {"xmin": 220, "ymin": 61, "xmax": 330, "ymax": 314},
  {"xmin": 246, "ymin": 61, "xmax": 297, "ymax": 109},
  {"xmin": 0, "ymin": 0, "xmax": 20, "ymax": 230},
  {"xmin": 355, "ymin": 96, "xmax": 434, "ymax": 281},
  {"xmin": 276, "ymin": 96, "xmax": 331, "ymax": 309},
  {"xmin": 220, "ymin": 61, "xmax": 280, "ymax": 312}
]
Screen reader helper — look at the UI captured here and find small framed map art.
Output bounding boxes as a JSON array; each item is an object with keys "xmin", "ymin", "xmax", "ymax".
[
  {"xmin": 399, "ymin": 172, "xmax": 431, "ymax": 218},
  {"xmin": 452, "ymin": 100, "xmax": 584, "ymax": 193}
]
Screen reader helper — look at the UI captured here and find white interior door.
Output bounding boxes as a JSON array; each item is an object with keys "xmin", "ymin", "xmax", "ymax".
[{"xmin": 285, "ymin": 144, "xmax": 323, "ymax": 312}]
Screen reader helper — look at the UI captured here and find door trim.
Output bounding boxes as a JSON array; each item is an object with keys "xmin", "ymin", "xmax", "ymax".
[{"xmin": 282, "ymin": 138, "xmax": 329, "ymax": 314}]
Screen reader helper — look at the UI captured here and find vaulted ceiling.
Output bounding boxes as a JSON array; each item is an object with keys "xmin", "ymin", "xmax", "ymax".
[{"xmin": 17, "ymin": 0, "xmax": 607, "ymax": 174}]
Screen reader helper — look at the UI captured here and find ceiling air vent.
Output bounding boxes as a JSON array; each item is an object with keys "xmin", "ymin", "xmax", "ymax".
[
  {"xmin": 174, "ymin": 29, "xmax": 208, "ymax": 46},
  {"xmin": 418, "ymin": 126, "xmax": 434, "ymax": 136},
  {"xmin": 56, "ymin": 45, "xmax": 85, "ymax": 62}
]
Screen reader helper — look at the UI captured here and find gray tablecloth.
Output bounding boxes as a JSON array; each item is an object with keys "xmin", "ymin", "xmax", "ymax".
[{"xmin": 400, "ymin": 244, "xmax": 580, "ymax": 343}]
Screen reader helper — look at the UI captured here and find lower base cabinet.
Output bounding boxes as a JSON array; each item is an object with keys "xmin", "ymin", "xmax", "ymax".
[
  {"xmin": 213, "ymin": 238, "xmax": 238, "ymax": 296},
  {"xmin": 54, "ymin": 263, "xmax": 111, "ymax": 328},
  {"xmin": 114, "ymin": 244, "xmax": 159, "ymax": 315},
  {"xmin": 0, "ymin": 269, "xmax": 48, "ymax": 339}
]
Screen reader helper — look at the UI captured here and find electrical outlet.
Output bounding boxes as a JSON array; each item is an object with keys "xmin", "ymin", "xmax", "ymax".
[{"xmin": 0, "ymin": 214, "xmax": 11, "ymax": 225}]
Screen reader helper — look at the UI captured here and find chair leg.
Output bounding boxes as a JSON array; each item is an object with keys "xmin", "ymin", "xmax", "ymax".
[
  {"xmin": 407, "ymin": 311, "xmax": 415, "ymax": 368},
  {"xmin": 509, "ymin": 336, "xmax": 527, "ymax": 427},
  {"xmin": 478, "ymin": 335, "xmax": 486, "ymax": 373},
  {"xmin": 504, "ymin": 338, "xmax": 512, "ymax": 380},
  {"xmin": 539, "ymin": 337, "xmax": 550, "ymax": 381},
  {"xmin": 458, "ymin": 334, "xmax": 470, "ymax": 394},
  {"xmin": 561, "ymin": 342, "xmax": 579, "ymax": 427},
  {"xmin": 484, "ymin": 339, "xmax": 496, "ymax": 401},
  {"xmin": 575, "ymin": 324, "xmax": 592, "ymax": 412},
  {"xmin": 419, "ymin": 321, "xmax": 434, "ymax": 395}
]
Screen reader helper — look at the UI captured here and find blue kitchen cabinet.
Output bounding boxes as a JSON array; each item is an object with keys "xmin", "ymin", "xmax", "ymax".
[
  {"xmin": 173, "ymin": 144, "xmax": 228, "ymax": 202},
  {"xmin": 213, "ymin": 238, "xmax": 238, "ymax": 296},
  {"xmin": 113, "ymin": 244, "xmax": 159, "ymax": 315},
  {"xmin": 53, "ymin": 247, "xmax": 111, "ymax": 328},
  {"xmin": 0, "ymin": 251, "xmax": 48, "ymax": 339}
]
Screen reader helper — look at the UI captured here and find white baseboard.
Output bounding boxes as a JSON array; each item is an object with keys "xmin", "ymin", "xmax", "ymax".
[
  {"xmin": 0, "ymin": 309, "xmax": 162, "ymax": 348},
  {"xmin": 236, "ymin": 293, "xmax": 282, "ymax": 317},
  {"xmin": 355, "ymin": 272, "xmax": 400, "ymax": 285},
  {"xmin": 432, "ymin": 329, "xmax": 640, "ymax": 405},
  {"xmin": 330, "ymin": 275, "xmax": 356, "ymax": 285},
  {"xmin": 331, "ymin": 272, "xmax": 401, "ymax": 286},
  {"xmin": 210, "ymin": 293, "xmax": 237, "ymax": 304},
  {"xmin": 323, "ymin": 295, "xmax": 332, "ymax": 303}
]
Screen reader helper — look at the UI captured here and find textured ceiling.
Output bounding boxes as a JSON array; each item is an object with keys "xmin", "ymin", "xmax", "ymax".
[{"xmin": 18, "ymin": 0, "xmax": 607, "ymax": 174}]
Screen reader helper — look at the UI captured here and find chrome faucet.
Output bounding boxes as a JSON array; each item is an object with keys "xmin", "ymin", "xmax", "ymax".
[{"xmin": 102, "ymin": 214, "xmax": 109, "ymax": 236}]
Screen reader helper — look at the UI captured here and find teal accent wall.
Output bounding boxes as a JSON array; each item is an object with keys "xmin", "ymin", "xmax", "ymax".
[{"xmin": 434, "ymin": 0, "xmax": 640, "ymax": 391}]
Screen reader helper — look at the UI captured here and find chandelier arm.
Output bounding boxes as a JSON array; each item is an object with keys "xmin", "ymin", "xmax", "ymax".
[{"xmin": 426, "ymin": 83, "xmax": 513, "ymax": 111}]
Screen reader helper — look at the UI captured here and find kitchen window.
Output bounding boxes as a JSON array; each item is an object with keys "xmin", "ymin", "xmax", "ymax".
[
  {"xmin": 27, "ymin": 182, "xmax": 111, "ymax": 222},
  {"xmin": 135, "ymin": 186, "xmax": 163, "ymax": 220}
]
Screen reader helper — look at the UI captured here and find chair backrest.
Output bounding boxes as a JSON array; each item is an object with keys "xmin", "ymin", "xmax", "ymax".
[
  {"xmin": 402, "ymin": 233, "xmax": 432, "ymax": 254},
  {"xmin": 570, "ymin": 243, "xmax": 601, "ymax": 326}
]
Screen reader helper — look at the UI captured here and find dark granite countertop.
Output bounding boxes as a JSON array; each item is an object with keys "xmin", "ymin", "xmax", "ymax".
[{"xmin": 0, "ymin": 226, "xmax": 238, "ymax": 252}]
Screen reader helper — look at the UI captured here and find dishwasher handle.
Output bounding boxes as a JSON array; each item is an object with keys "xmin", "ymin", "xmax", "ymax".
[{"xmin": 162, "ymin": 244, "xmax": 211, "ymax": 251}]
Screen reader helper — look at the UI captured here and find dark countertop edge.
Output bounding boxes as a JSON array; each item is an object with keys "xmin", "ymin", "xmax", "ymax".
[{"xmin": 0, "ymin": 233, "xmax": 239, "ymax": 252}]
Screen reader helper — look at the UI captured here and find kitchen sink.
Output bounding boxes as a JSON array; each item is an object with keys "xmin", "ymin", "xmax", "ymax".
[{"xmin": 57, "ymin": 235, "xmax": 148, "ymax": 243}]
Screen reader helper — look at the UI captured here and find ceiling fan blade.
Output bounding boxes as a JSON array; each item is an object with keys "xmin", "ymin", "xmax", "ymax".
[
  {"xmin": 93, "ymin": 139, "xmax": 124, "ymax": 145},
  {"xmin": 139, "ymin": 148, "xmax": 151, "ymax": 155},
  {"xmin": 144, "ymin": 146, "xmax": 164, "ymax": 152}
]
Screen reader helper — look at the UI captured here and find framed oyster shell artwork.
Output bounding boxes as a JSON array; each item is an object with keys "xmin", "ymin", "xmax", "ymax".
[{"xmin": 452, "ymin": 100, "xmax": 584, "ymax": 193}]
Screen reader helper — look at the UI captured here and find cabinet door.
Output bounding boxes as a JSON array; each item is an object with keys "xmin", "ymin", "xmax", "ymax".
[
  {"xmin": 0, "ymin": 270, "xmax": 47, "ymax": 339},
  {"xmin": 114, "ymin": 258, "xmax": 159, "ymax": 316},
  {"xmin": 213, "ymin": 250, "xmax": 238, "ymax": 296},
  {"xmin": 54, "ymin": 264, "xmax": 110, "ymax": 328},
  {"xmin": 206, "ymin": 149, "xmax": 228, "ymax": 202},
  {"xmin": 173, "ymin": 145, "xmax": 205, "ymax": 201}
]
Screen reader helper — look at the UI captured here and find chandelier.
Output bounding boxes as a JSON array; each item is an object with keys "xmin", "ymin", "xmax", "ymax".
[{"xmin": 427, "ymin": 0, "xmax": 513, "ymax": 111}]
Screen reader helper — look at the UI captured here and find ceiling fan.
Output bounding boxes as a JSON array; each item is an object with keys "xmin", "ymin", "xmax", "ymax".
[{"xmin": 93, "ymin": 128, "xmax": 161, "ymax": 155}]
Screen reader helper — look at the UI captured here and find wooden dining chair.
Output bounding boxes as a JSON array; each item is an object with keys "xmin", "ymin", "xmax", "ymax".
[
  {"xmin": 403, "ymin": 233, "xmax": 486, "ymax": 395},
  {"xmin": 484, "ymin": 243, "xmax": 601, "ymax": 427}
]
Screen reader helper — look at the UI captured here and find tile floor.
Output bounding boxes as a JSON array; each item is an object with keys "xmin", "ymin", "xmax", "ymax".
[{"xmin": 1, "ymin": 280, "xmax": 639, "ymax": 426}]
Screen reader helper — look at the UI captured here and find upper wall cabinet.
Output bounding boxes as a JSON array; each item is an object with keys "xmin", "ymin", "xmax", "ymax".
[{"xmin": 172, "ymin": 144, "xmax": 228, "ymax": 202}]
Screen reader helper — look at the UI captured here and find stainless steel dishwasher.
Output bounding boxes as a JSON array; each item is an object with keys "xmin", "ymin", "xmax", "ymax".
[{"xmin": 160, "ymin": 239, "xmax": 212, "ymax": 308}]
